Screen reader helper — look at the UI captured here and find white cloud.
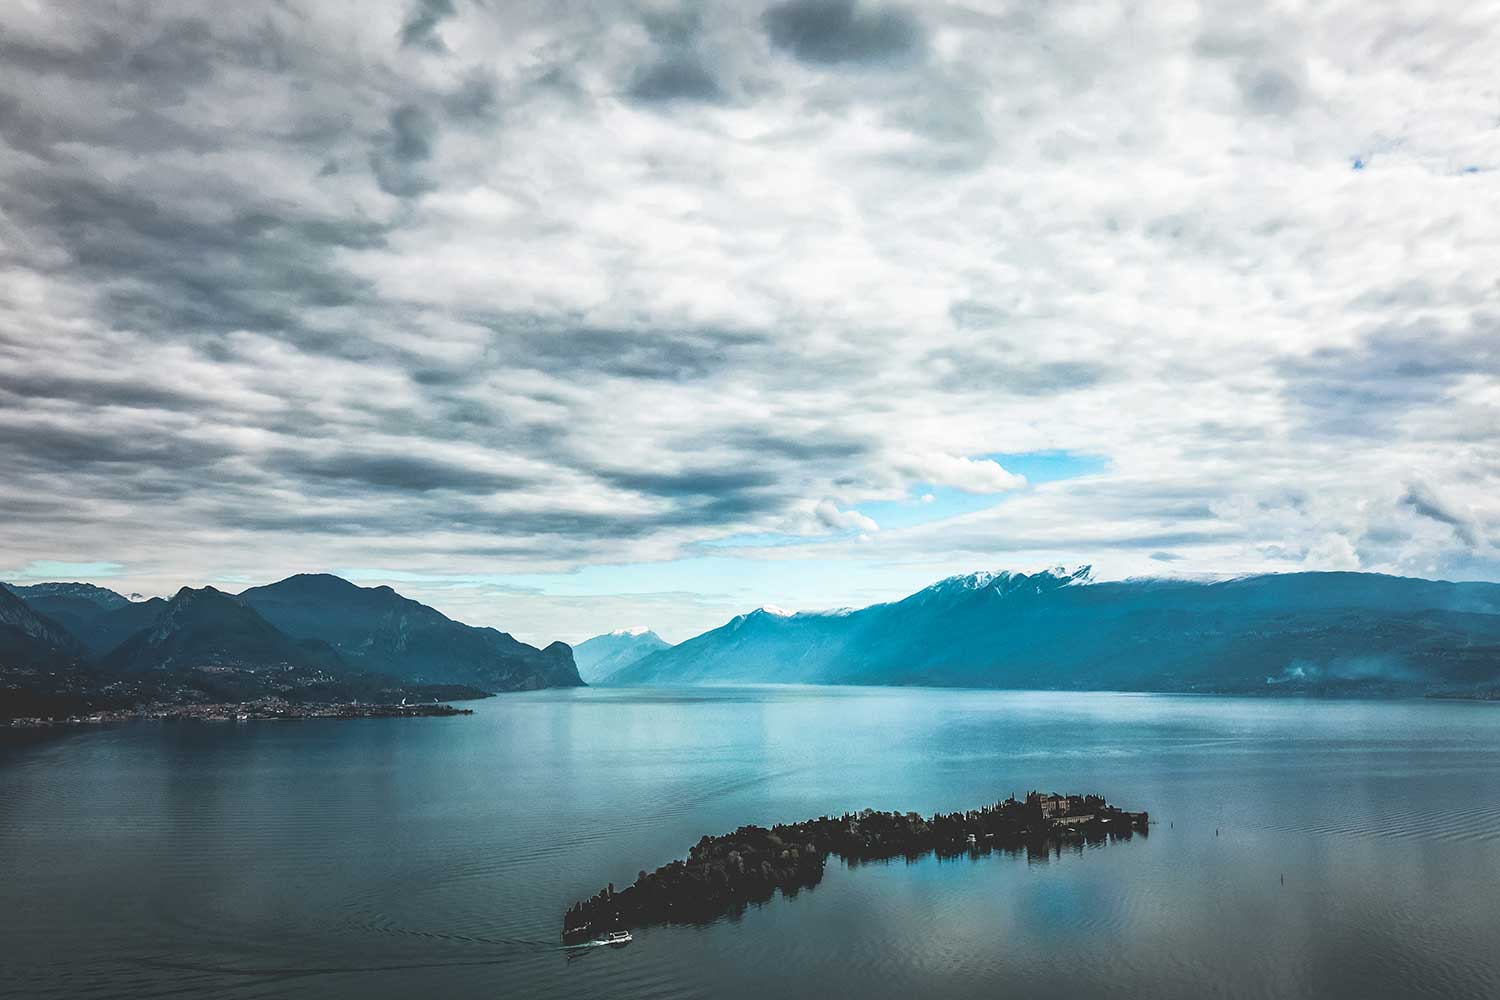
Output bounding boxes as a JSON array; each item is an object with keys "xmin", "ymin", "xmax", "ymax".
[
  {"xmin": 1306, "ymin": 533, "xmax": 1363, "ymax": 572},
  {"xmin": 899, "ymin": 454, "xmax": 1027, "ymax": 494},
  {"xmin": 0, "ymin": 0, "xmax": 1498, "ymax": 640},
  {"xmin": 814, "ymin": 499, "xmax": 879, "ymax": 534}
]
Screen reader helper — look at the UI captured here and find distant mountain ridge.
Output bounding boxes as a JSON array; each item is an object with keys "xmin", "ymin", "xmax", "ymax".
[
  {"xmin": 10, "ymin": 567, "xmax": 1500, "ymax": 706},
  {"xmin": 0, "ymin": 586, "xmax": 86, "ymax": 668},
  {"xmin": 572, "ymin": 628, "xmax": 672, "ymax": 682},
  {"xmin": 3, "ymin": 581, "xmax": 132, "ymax": 610},
  {"xmin": 605, "ymin": 568, "xmax": 1500, "ymax": 695},
  {"xmin": 1, "ymin": 573, "xmax": 582, "ymax": 718},
  {"xmin": 239, "ymin": 574, "xmax": 582, "ymax": 691},
  {"xmin": 5, "ymin": 583, "xmax": 168, "ymax": 656},
  {"xmin": 0, "ymin": 581, "xmax": 170, "ymax": 656}
]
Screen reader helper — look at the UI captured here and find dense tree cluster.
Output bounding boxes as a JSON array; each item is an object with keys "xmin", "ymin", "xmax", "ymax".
[{"xmin": 563, "ymin": 793, "xmax": 1148, "ymax": 940}]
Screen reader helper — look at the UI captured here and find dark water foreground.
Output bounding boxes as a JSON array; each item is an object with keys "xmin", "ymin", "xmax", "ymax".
[{"xmin": 3, "ymin": 688, "xmax": 1500, "ymax": 999}]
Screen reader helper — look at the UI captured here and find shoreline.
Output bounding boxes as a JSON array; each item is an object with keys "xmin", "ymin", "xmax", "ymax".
[{"xmin": 6, "ymin": 698, "xmax": 474, "ymax": 727}]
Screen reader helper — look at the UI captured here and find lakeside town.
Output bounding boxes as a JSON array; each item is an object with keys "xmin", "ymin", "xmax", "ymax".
[{"xmin": 6, "ymin": 696, "xmax": 474, "ymax": 728}]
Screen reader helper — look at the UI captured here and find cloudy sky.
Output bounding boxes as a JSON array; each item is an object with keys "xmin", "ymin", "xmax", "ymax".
[{"xmin": 1, "ymin": 0, "xmax": 1497, "ymax": 644}]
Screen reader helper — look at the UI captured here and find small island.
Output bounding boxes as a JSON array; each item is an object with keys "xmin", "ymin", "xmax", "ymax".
[{"xmin": 563, "ymin": 792, "xmax": 1148, "ymax": 942}]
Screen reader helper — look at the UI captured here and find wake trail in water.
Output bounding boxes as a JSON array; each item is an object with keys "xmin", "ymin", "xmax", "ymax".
[{"xmin": 130, "ymin": 942, "xmax": 584, "ymax": 981}]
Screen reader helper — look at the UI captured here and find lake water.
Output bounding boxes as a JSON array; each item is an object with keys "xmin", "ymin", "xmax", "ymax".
[{"xmin": 4, "ymin": 687, "xmax": 1500, "ymax": 999}]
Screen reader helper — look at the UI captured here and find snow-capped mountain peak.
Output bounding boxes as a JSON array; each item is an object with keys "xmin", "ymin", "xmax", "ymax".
[
  {"xmin": 610, "ymin": 626, "xmax": 653, "ymax": 637},
  {"xmin": 925, "ymin": 565, "xmax": 1094, "ymax": 598}
]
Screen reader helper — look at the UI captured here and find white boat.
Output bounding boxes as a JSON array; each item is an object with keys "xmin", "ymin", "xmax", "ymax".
[{"xmin": 596, "ymin": 930, "xmax": 632, "ymax": 947}]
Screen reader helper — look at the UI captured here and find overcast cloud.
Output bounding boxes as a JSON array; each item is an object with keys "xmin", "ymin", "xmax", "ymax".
[{"xmin": 1, "ymin": 0, "xmax": 1498, "ymax": 643}]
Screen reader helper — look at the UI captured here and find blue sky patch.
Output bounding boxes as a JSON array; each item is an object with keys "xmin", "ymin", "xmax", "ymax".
[
  {"xmin": 985, "ymin": 450, "xmax": 1109, "ymax": 484},
  {"xmin": 861, "ymin": 450, "xmax": 1108, "ymax": 530}
]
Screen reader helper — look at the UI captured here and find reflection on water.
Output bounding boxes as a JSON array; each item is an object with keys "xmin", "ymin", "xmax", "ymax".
[{"xmin": 3, "ymin": 688, "xmax": 1500, "ymax": 999}]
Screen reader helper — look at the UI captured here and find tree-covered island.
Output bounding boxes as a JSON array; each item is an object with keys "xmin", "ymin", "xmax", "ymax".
[{"xmin": 563, "ymin": 792, "xmax": 1148, "ymax": 942}]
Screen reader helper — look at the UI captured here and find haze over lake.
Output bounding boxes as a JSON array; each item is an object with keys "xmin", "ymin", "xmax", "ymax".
[{"xmin": 5, "ymin": 688, "xmax": 1500, "ymax": 1000}]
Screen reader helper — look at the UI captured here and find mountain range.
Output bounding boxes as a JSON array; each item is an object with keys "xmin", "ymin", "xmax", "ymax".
[
  {"xmin": 6, "ymin": 582, "xmax": 175, "ymax": 657},
  {"xmin": 10, "ymin": 567, "xmax": 1500, "ymax": 716},
  {"xmin": 1, "ymin": 576, "xmax": 583, "ymax": 718},
  {"xmin": 239, "ymin": 574, "xmax": 580, "ymax": 691},
  {"xmin": 103, "ymin": 586, "xmax": 347, "ymax": 675},
  {"xmin": 604, "ymin": 568, "xmax": 1500, "ymax": 696},
  {"xmin": 571, "ymin": 627, "xmax": 672, "ymax": 683}
]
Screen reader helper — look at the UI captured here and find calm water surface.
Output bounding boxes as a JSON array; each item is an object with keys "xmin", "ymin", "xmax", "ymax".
[{"xmin": 4, "ymin": 688, "xmax": 1500, "ymax": 999}]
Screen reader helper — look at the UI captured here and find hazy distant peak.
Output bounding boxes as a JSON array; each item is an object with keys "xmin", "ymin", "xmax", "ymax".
[
  {"xmin": 573, "ymin": 626, "xmax": 672, "ymax": 683},
  {"xmin": 3, "ymin": 581, "xmax": 131, "ymax": 611}
]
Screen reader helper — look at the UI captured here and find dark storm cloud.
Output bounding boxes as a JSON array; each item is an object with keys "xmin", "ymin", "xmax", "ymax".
[
  {"xmin": 0, "ymin": 18, "xmax": 220, "ymax": 91},
  {"xmin": 603, "ymin": 467, "xmax": 779, "ymax": 498},
  {"xmin": 1277, "ymin": 321, "xmax": 1500, "ymax": 436},
  {"xmin": 1401, "ymin": 483, "xmax": 1479, "ymax": 547},
  {"xmin": 1235, "ymin": 64, "xmax": 1304, "ymax": 116},
  {"xmin": 371, "ymin": 104, "xmax": 439, "ymax": 196},
  {"xmin": 472, "ymin": 323, "xmax": 771, "ymax": 381},
  {"xmin": 0, "ymin": 419, "xmax": 234, "ymax": 471},
  {"xmin": 627, "ymin": 55, "xmax": 724, "ymax": 104},
  {"xmin": 762, "ymin": 0, "xmax": 925, "ymax": 67},
  {"xmin": 878, "ymin": 95, "xmax": 993, "ymax": 171},
  {"xmin": 1194, "ymin": 19, "xmax": 1309, "ymax": 117},
  {"xmin": 933, "ymin": 305, "xmax": 1113, "ymax": 393},
  {"xmin": 588, "ymin": 463, "xmax": 810, "ymax": 531},
  {"xmin": 268, "ymin": 451, "xmax": 528, "ymax": 495},
  {"xmin": 217, "ymin": 478, "xmax": 778, "ymax": 544},
  {"xmin": 623, "ymin": 6, "xmax": 726, "ymax": 106},
  {"xmin": 8, "ymin": 173, "xmax": 385, "ymax": 343},
  {"xmin": 925, "ymin": 349, "xmax": 1112, "ymax": 396},
  {"xmin": 716, "ymin": 429, "xmax": 875, "ymax": 463},
  {"xmin": 400, "ymin": 0, "xmax": 456, "ymax": 51},
  {"xmin": 640, "ymin": 6, "xmax": 704, "ymax": 46},
  {"xmin": 0, "ymin": 371, "xmax": 207, "ymax": 413},
  {"xmin": 443, "ymin": 71, "xmax": 499, "ymax": 120},
  {"xmin": 389, "ymin": 105, "xmax": 436, "ymax": 161},
  {"xmin": 0, "ymin": 20, "xmax": 310, "ymax": 163}
]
